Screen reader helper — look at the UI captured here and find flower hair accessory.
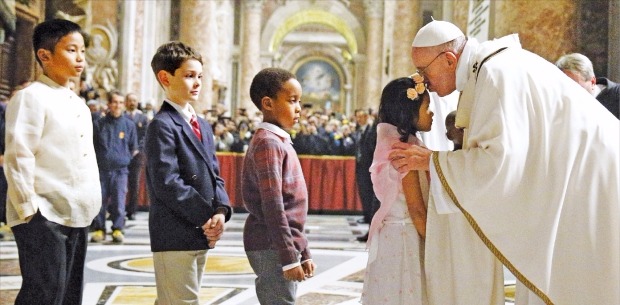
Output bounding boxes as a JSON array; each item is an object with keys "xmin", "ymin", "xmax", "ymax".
[{"xmin": 406, "ymin": 72, "xmax": 427, "ymax": 100}]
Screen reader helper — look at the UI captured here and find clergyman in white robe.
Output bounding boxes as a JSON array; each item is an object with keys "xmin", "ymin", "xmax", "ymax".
[
  {"xmin": 416, "ymin": 32, "xmax": 506, "ymax": 305},
  {"xmin": 430, "ymin": 33, "xmax": 619, "ymax": 305}
]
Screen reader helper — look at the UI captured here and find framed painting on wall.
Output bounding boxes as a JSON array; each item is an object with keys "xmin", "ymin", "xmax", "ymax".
[{"xmin": 293, "ymin": 57, "xmax": 344, "ymax": 113}]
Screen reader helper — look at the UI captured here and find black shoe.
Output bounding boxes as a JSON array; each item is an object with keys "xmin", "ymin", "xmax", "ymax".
[
  {"xmin": 127, "ymin": 214, "xmax": 136, "ymax": 221},
  {"xmin": 356, "ymin": 218, "xmax": 369, "ymax": 224},
  {"xmin": 356, "ymin": 232, "xmax": 369, "ymax": 242}
]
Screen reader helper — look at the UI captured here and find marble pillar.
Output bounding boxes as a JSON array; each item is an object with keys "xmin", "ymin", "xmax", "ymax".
[
  {"xmin": 239, "ymin": 0, "xmax": 264, "ymax": 113},
  {"xmin": 214, "ymin": 1, "xmax": 235, "ymax": 111},
  {"xmin": 608, "ymin": 0, "xmax": 619, "ymax": 80},
  {"xmin": 179, "ymin": 0, "xmax": 217, "ymax": 114},
  {"xmin": 382, "ymin": 0, "xmax": 394, "ymax": 85},
  {"xmin": 391, "ymin": 0, "xmax": 421, "ymax": 78},
  {"xmin": 362, "ymin": 0, "xmax": 384, "ymax": 112},
  {"xmin": 352, "ymin": 53, "xmax": 367, "ymax": 113},
  {"xmin": 120, "ymin": 1, "xmax": 171, "ymax": 108},
  {"xmin": 344, "ymin": 83, "xmax": 353, "ymax": 116},
  {"xmin": 120, "ymin": 0, "xmax": 141, "ymax": 99}
]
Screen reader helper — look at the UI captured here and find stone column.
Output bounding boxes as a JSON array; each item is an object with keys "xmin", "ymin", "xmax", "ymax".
[
  {"xmin": 239, "ymin": 0, "xmax": 264, "ymax": 113},
  {"xmin": 609, "ymin": 0, "xmax": 620, "ymax": 81},
  {"xmin": 391, "ymin": 0, "xmax": 420, "ymax": 78},
  {"xmin": 121, "ymin": 1, "xmax": 171, "ymax": 107},
  {"xmin": 352, "ymin": 54, "xmax": 367, "ymax": 112},
  {"xmin": 214, "ymin": 1, "xmax": 235, "ymax": 111},
  {"xmin": 344, "ymin": 83, "xmax": 353, "ymax": 116},
  {"xmin": 120, "ymin": 0, "xmax": 139, "ymax": 96},
  {"xmin": 179, "ymin": 0, "xmax": 217, "ymax": 114},
  {"xmin": 362, "ymin": 0, "xmax": 384, "ymax": 112}
]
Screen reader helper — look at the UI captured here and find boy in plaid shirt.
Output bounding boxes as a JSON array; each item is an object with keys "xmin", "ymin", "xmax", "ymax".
[{"xmin": 242, "ymin": 68, "xmax": 316, "ymax": 304}]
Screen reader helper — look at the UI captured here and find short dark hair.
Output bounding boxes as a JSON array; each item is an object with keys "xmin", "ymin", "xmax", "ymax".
[
  {"xmin": 249, "ymin": 68, "xmax": 296, "ymax": 110},
  {"xmin": 378, "ymin": 77, "xmax": 426, "ymax": 142},
  {"xmin": 354, "ymin": 108, "xmax": 368, "ymax": 116},
  {"xmin": 33, "ymin": 19, "xmax": 83, "ymax": 66},
  {"xmin": 107, "ymin": 90, "xmax": 123, "ymax": 103},
  {"xmin": 445, "ymin": 110, "xmax": 457, "ymax": 126},
  {"xmin": 151, "ymin": 41, "xmax": 203, "ymax": 86}
]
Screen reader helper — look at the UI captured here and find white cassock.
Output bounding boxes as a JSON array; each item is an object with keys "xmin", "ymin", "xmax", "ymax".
[
  {"xmin": 430, "ymin": 34, "xmax": 620, "ymax": 305},
  {"xmin": 423, "ymin": 93, "xmax": 505, "ymax": 303}
]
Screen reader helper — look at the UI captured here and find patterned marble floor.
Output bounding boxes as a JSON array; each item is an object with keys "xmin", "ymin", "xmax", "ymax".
[{"xmin": 0, "ymin": 212, "xmax": 516, "ymax": 305}]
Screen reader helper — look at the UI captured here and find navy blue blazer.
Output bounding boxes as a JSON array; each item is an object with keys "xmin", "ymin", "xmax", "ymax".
[{"xmin": 145, "ymin": 101, "xmax": 231, "ymax": 252}]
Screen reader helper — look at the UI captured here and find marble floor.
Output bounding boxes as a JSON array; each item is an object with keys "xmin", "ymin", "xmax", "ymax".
[{"xmin": 0, "ymin": 212, "xmax": 516, "ymax": 305}]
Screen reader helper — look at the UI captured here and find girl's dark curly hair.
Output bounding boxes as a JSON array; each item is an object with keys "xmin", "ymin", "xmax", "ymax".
[{"xmin": 377, "ymin": 77, "xmax": 426, "ymax": 142}]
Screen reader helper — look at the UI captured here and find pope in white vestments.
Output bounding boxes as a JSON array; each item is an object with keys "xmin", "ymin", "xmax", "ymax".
[{"xmin": 391, "ymin": 21, "xmax": 620, "ymax": 305}]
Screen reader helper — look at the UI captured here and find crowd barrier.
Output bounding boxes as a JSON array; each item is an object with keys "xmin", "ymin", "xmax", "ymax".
[{"xmin": 136, "ymin": 153, "xmax": 363, "ymax": 214}]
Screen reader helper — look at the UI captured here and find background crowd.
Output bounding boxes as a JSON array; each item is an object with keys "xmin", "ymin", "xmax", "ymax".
[{"xmin": 81, "ymin": 87, "xmax": 378, "ymax": 157}]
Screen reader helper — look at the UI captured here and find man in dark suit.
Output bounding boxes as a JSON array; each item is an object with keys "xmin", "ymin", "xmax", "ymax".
[
  {"xmin": 124, "ymin": 93, "xmax": 150, "ymax": 220},
  {"xmin": 145, "ymin": 41, "xmax": 231, "ymax": 304},
  {"xmin": 354, "ymin": 109, "xmax": 379, "ymax": 242}
]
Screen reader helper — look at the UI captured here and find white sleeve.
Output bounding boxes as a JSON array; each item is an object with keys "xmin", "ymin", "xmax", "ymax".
[{"xmin": 4, "ymin": 90, "xmax": 45, "ymax": 219}]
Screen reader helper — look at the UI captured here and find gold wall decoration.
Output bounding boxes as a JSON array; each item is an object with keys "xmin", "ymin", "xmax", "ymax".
[{"xmin": 269, "ymin": 9, "xmax": 358, "ymax": 55}]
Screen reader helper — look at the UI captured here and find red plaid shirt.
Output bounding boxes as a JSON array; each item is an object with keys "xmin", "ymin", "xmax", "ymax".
[{"xmin": 241, "ymin": 123, "xmax": 311, "ymax": 266}]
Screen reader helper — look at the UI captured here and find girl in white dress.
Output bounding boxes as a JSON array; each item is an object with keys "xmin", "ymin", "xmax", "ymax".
[{"xmin": 361, "ymin": 74, "xmax": 432, "ymax": 305}]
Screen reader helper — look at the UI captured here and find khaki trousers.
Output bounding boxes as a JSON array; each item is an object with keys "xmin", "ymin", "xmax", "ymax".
[{"xmin": 153, "ymin": 250, "xmax": 208, "ymax": 305}]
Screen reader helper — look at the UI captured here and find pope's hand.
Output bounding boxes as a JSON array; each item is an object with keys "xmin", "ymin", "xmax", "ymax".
[{"xmin": 388, "ymin": 142, "xmax": 432, "ymax": 172}]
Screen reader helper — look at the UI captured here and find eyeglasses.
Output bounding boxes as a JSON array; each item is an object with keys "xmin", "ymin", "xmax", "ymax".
[{"xmin": 416, "ymin": 51, "xmax": 447, "ymax": 78}]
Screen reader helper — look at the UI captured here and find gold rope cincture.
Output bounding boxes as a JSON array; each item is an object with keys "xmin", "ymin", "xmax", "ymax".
[{"xmin": 432, "ymin": 152, "xmax": 554, "ymax": 305}]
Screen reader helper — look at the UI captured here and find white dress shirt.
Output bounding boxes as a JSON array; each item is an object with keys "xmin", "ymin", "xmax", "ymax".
[{"xmin": 4, "ymin": 74, "xmax": 102, "ymax": 227}]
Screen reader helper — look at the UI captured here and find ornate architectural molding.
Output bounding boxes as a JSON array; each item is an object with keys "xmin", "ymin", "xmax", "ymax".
[
  {"xmin": 269, "ymin": 9, "xmax": 358, "ymax": 55},
  {"xmin": 86, "ymin": 21, "xmax": 119, "ymax": 92}
]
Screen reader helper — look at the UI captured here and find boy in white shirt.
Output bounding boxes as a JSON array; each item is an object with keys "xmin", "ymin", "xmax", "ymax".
[{"xmin": 4, "ymin": 19, "xmax": 101, "ymax": 305}]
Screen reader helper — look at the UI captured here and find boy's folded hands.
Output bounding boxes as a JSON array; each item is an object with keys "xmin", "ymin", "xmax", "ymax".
[
  {"xmin": 283, "ymin": 266, "xmax": 306, "ymax": 282},
  {"xmin": 202, "ymin": 214, "xmax": 226, "ymax": 248}
]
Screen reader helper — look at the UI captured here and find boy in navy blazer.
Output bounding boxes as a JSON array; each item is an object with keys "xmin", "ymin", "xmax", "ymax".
[{"xmin": 145, "ymin": 41, "xmax": 232, "ymax": 304}]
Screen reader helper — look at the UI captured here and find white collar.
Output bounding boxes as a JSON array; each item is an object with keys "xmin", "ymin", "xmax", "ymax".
[
  {"xmin": 455, "ymin": 37, "xmax": 479, "ymax": 91},
  {"xmin": 38, "ymin": 74, "xmax": 72, "ymax": 91},
  {"xmin": 165, "ymin": 100, "xmax": 197, "ymax": 123},
  {"xmin": 593, "ymin": 84, "xmax": 603, "ymax": 97},
  {"xmin": 258, "ymin": 122, "xmax": 292, "ymax": 144}
]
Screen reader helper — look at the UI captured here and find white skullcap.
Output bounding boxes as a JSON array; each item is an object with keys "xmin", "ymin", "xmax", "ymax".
[{"xmin": 412, "ymin": 20, "xmax": 464, "ymax": 47}]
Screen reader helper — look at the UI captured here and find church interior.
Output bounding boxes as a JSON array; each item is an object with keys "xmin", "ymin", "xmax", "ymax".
[
  {"xmin": 1, "ymin": 0, "xmax": 618, "ymax": 113},
  {"xmin": 0, "ymin": 0, "xmax": 618, "ymax": 304}
]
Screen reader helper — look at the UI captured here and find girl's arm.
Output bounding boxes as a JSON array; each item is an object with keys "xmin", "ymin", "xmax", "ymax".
[{"xmin": 402, "ymin": 171, "xmax": 427, "ymax": 239}]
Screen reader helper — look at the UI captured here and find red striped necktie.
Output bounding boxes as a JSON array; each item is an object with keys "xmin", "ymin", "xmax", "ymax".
[{"xmin": 190, "ymin": 115, "xmax": 202, "ymax": 141}]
